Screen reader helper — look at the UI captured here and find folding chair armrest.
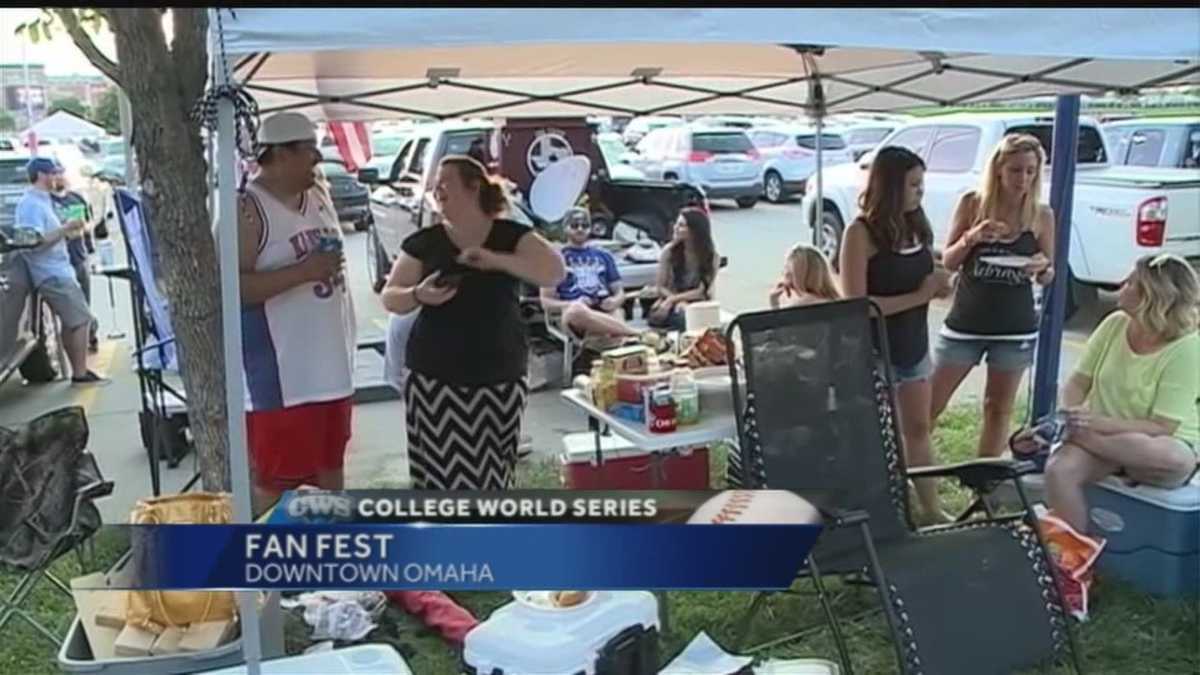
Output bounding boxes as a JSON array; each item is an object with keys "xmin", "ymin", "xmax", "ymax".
[
  {"xmin": 82, "ymin": 480, "xmax": 115, "ymax": 500},
  {"xmin": 817, "ymin": 507, "xmax": 870, "ymax": 529},
  {"xmin": 907, "ymin": 458, "xmax": 1037, "ymax": 491}
]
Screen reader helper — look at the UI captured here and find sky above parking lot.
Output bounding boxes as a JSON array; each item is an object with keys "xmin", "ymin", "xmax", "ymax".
[{"xmin": 0, "ymin": 8, "xmax": 115, "ymax": 77}]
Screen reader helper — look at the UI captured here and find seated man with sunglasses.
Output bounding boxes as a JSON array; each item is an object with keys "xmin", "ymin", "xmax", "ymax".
[{"xmin": 540, "ymin": 208, "xmax": 646, "ymax": 342}]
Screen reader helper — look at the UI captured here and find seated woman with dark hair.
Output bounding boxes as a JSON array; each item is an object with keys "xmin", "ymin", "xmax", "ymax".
[
  {"xmin": 1043, "ymin": 254, "xmax": 1200, "ymax": 533},
  {"xmin": 648, "ymin": 207, "xmax": 721, "ymax": 331}
]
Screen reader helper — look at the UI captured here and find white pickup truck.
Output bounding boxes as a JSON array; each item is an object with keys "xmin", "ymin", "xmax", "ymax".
[{"xmin": 800, "ymin": 113, "xmax": 1200, "ymax": 315}]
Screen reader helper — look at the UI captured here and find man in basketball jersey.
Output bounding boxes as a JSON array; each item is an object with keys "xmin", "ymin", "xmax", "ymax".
[{"xmin": 236, "ymin": 112, "xmax": 357, "ymax": 515}]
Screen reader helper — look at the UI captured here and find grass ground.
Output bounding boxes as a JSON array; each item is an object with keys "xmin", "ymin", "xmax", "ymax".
[{"xmin": 2, "ymin": 403, "xmax": 1197, "ymax": 674}]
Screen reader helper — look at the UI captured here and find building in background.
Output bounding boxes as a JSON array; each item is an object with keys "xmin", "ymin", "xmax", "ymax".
[
  {"xmin": 0, "ymin": 62, "xmax": 48, "ymax": 130},
  {"xmin": 46, "ymin": 73, "xmax": 113, "ymax": 110}
]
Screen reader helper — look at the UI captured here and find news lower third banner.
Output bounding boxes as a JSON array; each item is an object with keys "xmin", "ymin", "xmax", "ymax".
[{"xmin": 84, "ymin": 490, "xmax": 824, "ymax": 592}]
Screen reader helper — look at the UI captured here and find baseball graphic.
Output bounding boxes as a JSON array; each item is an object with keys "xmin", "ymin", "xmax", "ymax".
[{"xmin": 687, "ymin": 490, "xmax": 822, "ymax": 525}]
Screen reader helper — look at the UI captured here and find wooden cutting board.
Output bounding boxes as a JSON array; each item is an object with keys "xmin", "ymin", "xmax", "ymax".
[{"xmin": 69, "ymin": 573, "xmax": 123, "ymax": 661}]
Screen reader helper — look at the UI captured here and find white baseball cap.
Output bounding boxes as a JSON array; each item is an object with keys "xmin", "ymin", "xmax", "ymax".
[{"xmin": 256, "ymin": 112, "xmax": 317, "ymax": 156}]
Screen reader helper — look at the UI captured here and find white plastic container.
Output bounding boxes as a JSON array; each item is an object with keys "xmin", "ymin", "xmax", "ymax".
[
  {"xmin": 97, "ymin": 239, "xmax": 116, "ymax": 268},
  {"xmin": 194, "ymin": 644, "xmax": 411, "ymax": 674},
  {"xmin": 463, "ymin": 591, "xmax": 660, "ymax": 675},
  {"xmin": 684, "ymin": 301, "xmax": 722, "ymax": 332}
]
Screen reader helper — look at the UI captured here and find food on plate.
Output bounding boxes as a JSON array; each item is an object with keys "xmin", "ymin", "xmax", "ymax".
[{"xmin": 551, "ymin": 590, "xmax": 590, "ymax": 608}]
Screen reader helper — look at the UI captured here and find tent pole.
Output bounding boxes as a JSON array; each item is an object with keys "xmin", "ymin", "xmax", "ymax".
[
  {"xmin": 810, "ymin": 72, "xmax": 827, "ymax": 256},
  {"xmin": 212, "ymin": 15, "xmax": 264, "ymax": 674},
  {"xmin": 814, "ymin": 107, "xmax": 824, "ymax": 248},
  {"xmin": 1032, "ymin": 94, "xmax": 1080, "ymax": 420}
]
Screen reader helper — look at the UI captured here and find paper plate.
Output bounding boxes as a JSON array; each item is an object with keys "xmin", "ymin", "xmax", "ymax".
[
  {"xmin": 979, "ymin": 255, "xmax": 1034, "ymax": 268},
  {"xmin": 529, "ymin": 155, "xmax": 592, "ymax": 223},
  {"xmin": 511, "ymin": 590, "xmax": 596, "ymax": 612}
]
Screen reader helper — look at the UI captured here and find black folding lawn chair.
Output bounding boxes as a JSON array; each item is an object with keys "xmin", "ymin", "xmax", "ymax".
[
  {"xmin": 0, "ymin": 406, "xmax": 113, "ymax": 646},
  {"xmin": 724, "ymin": 298, "xmax": 1083, "ymax": 675}
]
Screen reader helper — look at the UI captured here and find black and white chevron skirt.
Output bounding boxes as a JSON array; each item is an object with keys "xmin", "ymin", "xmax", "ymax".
[{"xmin": 405, "ymin": 372, "xmax": 529, "ymax": 490}]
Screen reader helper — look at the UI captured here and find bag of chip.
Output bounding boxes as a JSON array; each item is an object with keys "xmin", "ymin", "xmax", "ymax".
[{"xmin": 1037, "ymin": 509, "xmax": 1105, "ymax": 622}]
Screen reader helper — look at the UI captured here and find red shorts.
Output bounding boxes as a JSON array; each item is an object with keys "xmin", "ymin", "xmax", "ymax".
[{"xmin": 246, "ymin": 397, "xmax": 352, "ymax": 492}]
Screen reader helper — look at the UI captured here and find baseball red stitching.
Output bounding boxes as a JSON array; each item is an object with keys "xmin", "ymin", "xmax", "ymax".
[{"xmin": 711, "ymin": 490, "xmax": 755, "ymax": 523}]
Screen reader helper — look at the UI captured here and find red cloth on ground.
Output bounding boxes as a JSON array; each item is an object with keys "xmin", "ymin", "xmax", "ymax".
[{"xmin": 384, "ymin": 591, "xmax": 479, "ymax": 645}]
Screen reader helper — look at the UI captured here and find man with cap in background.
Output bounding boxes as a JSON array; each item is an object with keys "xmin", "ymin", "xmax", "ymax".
[
  {"xmin": 13, "ymin": 157, "xmax": 107, "ymax": 385},
  {"xmin": 236, "ymin": 112, "xmax": 356, "ymax": 515},
  {"xmin": 50, "ymin": 172, "xmax": 100, "ymax": 353}
]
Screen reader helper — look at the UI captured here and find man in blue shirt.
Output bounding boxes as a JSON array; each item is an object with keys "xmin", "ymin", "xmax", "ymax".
[
  {"xmin": 539, "ymin": 208, "xmax": 643, "ymax": 340},
  {"xmin": 14, "ymin": 157, "xmax": 107, "ymax": 385},
  {"xmin": 51, "ymin": 172, "xmax": 100, "ymax": 353}
]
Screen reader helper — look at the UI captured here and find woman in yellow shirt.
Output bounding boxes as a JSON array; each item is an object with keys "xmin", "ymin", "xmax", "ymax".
[{"xmin": 1045, "ymin": 254, "xmax": 1200, "ymax": 532}]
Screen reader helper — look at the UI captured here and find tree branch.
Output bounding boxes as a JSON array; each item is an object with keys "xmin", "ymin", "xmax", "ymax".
[{"xmin": 53, "ymin": 9, "xmax": 121, "ymax": 86}]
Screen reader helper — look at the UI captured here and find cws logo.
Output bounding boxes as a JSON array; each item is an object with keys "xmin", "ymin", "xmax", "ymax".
[{"xmin": 283, "ymin": 491, "xmax": 355, "ymax": 523}]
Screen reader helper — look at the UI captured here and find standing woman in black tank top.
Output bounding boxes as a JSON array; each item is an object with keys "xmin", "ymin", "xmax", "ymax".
[
  {"xmin": 841, "ymin": 146, "xmax": 954, "ymax": 525},
  {"xmin": 930, "ymin": 134, "xmax": 1056, "ymax": 458}
]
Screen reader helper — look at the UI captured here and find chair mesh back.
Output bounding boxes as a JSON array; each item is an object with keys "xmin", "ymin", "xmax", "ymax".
[
  {"xmin": 0, "ymin": 407, "xmax": 100, "ymax": 570},
  {"xmin": 729, "ymin": 299, "xmax": 911, "ymax": 565}
]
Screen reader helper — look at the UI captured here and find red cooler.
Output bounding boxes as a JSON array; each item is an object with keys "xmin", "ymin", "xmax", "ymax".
[{"xmin": 560, "ymin": 432, "xmax": 710, "ymax": 490}]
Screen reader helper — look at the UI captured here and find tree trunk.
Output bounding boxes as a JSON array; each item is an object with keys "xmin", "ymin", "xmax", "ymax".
[{"xmin": 108, "ymin": 9, "xmax": 230, "ymax": 491}]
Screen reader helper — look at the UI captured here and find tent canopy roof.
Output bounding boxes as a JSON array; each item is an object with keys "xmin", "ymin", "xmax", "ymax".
[
  {"xmin": 26, "ymin": 110, "xmax": 106, "ymax": 140},
  {"xmin": 214, "ymin": 8, "xmax": 1200, "ymax": 122}
]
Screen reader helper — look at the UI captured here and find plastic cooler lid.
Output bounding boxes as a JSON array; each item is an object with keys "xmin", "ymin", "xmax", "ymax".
[
  {"xmin": 561, "ymin": 431, "xmax": 647, "ymax": 463},
  {"xmin": 194, "ymin": 645, "xmax": 411, "ymax": 674},
  {"xmin": 463, "ymin": 591, "xmax": 659, "ymax": 675},
  {"xmin": 1094, "ymin": 472, "xmax": 1200, "ymax": 511}
]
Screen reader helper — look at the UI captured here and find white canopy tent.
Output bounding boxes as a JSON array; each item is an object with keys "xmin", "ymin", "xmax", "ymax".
[
  {"xmin": 25, "ymin": 110, "xmax": 106, "ymax": 142},
  {"xmin": 218, "ymin": 8, "xmax": 1199, "ymax": 121},
  {"xmin": 204, "ymin": 8, "xmax": 1200, "ymax": 671}
]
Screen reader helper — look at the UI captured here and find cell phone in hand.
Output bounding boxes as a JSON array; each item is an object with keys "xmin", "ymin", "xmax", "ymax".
[{"xmin": 436, "ymin": 272, "xmax": 465, "ymax": 288}]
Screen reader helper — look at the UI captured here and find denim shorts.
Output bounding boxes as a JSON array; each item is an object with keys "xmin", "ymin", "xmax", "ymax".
[
  {"xmin": 891, "ymin": 353, "xmax": 932, "ymax": 384},
  {"xmin": 934, "ymin": 335, "xmax": 1035, "ymax": 372}
]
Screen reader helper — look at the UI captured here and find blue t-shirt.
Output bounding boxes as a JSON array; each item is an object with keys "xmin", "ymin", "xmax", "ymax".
[
  {"xmin": 555, "ymin": 245, "xmax": 621, "ymax": 304},
  {"xmin": 14, "ymin": 188, "xmax": 75, "ymax": 287}
]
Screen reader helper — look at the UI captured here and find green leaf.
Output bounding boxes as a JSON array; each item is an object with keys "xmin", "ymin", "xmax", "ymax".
[{"xmin": 27, "ymin": 21, "xmax": 42, "ymax": 44}]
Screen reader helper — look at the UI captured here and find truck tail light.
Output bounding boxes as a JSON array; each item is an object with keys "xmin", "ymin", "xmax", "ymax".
[{"xmin": 1136, "ymin": 196, "xmax": 1167, "ymax": 247}]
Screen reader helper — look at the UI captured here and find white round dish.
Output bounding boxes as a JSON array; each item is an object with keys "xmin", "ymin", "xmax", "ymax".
[{"xmin": 979, "ymin": 255, "xmax": 1034, "ymax": 268}]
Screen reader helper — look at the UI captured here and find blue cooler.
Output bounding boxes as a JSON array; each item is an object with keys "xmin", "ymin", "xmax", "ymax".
[{"xmin": 1086, "ymin": 475, "xmax": 1200, "ymax": 597}]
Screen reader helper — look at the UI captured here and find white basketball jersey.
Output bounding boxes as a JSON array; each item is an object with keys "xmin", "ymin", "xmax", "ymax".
[{"xmin": 241, "ymin": 180, "xmax": 356, "ymax": 411}]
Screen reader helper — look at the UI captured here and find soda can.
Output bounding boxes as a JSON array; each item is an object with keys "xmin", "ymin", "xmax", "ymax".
[{"xmin": 97, "ymin": 239, "xmax": 116, "ymax": 268}]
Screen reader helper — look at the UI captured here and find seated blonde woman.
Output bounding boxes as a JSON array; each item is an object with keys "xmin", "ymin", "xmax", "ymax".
[
  {"xmin": 769, "ymin": 243, "xmax": 841, "ymax": 309},
  {"xmin": 1043, "ymin": 254, "xmax": 1200, "ymax": 533}
]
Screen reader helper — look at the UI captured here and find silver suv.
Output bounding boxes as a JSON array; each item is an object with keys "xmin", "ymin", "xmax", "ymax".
[
  {"xmin": 0, "ymin": 157, "xmax": 29, "ymax": 228},
  {"xmin": 628, "ymin": 126, "xmax": 763, "ymax": 208}
]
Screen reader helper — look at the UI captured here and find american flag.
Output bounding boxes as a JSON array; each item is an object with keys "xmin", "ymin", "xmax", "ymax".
[{"xmin": 326, "ymin": 121, "xmax": 373, "ymax": 173}]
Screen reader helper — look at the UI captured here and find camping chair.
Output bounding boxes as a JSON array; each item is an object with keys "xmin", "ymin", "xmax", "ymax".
[
  {"xmin": 0, "ymin": 406, "xmax": 113, "ymax": 646},
  {"xmin": 725, "ymin": 298, "xmax": 1083, "ymax": 675},
  {"xmin": 110, "ymin": 188, "xmax": 199, "ymax": 495}
]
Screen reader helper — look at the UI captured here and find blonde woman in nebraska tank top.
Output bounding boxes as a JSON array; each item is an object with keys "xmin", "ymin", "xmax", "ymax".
[{"xmin": 931, "ymin": 134, "xmax": 1056, "ymax": 459}]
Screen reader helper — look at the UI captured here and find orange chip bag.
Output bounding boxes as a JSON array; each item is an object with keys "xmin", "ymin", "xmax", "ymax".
[{"xmin": 1037, "ymin": 510, "xmax": 1105, "ymax": 621}]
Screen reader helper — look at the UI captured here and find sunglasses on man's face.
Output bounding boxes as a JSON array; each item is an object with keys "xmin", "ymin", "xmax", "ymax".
[{"xmin": 565, "ymin": 221, "xmax": 591, "ymax": 231}]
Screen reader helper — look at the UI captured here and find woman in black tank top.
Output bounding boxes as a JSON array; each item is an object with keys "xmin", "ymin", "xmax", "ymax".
[
  {"xmin": 840, "ymin": 146, "xmax": 954, "ymax": 525},
  {"xmin": 930, "ymin": 134, "xmax": 1057, "ymax": 459}
]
